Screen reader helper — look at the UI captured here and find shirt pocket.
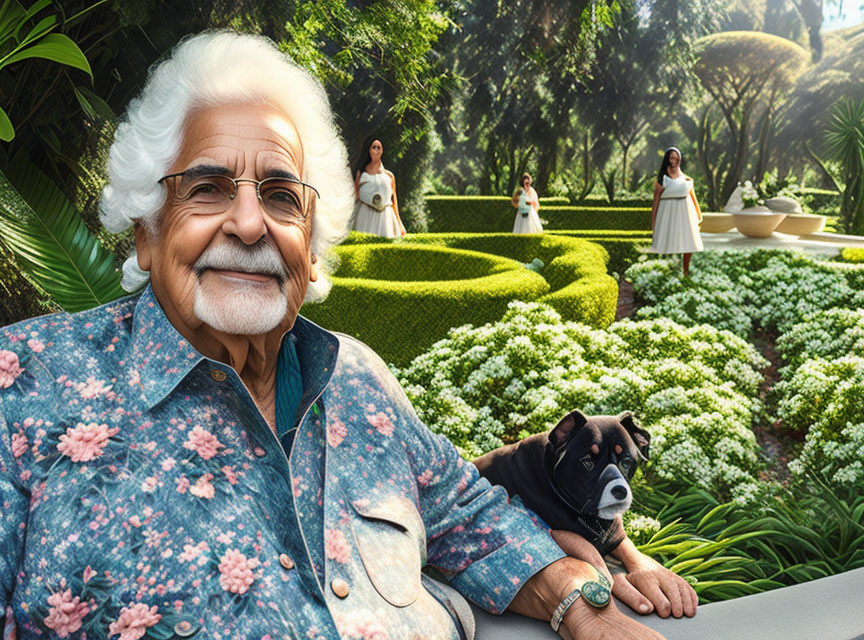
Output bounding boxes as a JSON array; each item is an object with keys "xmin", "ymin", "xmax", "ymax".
[{"xmin": 348, "ymin": 496, "xmax": 427, "ymax": 607}]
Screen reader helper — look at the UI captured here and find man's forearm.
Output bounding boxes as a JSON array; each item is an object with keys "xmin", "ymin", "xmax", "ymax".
[{"xmin": 507, "ymin": 557, "xmax": 597, "ymax": 621}]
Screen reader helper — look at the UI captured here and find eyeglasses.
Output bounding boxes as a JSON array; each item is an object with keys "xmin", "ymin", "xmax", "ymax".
[{"xmin": 158, "ymin": 171, "xmax": 320, "ymax": 224}]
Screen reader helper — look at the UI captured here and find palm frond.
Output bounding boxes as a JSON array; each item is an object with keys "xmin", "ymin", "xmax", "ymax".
[{"xmin": 0, "ymin": 162, "xmax": 125, "ymax": 312}]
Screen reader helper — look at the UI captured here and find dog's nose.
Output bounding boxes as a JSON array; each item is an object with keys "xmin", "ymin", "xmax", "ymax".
[{"xmin": 611, "ymin": 485, "xmax": 627, "ymax": 500}]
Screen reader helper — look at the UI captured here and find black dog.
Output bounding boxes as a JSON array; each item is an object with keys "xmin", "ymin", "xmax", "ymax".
[{"xmin": 473, "ymin": 410, "xmax": 650, "ymax": 555}]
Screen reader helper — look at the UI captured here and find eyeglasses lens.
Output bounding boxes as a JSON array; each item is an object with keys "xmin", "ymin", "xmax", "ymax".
[{"xmin": 171, "ymin": 175, "xmax": 308, "ymax": 221}]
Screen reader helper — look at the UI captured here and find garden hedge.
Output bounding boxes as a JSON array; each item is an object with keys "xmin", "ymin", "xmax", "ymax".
[
  {"xmin": 425, "ymin": 195, "xmax": 651, "ymax": 232},
  {"xmin": 302, "ymin": 234, "xmax": 618, "ymax": 365}
]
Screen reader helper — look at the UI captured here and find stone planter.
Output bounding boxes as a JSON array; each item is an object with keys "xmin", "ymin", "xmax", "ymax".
[
  {"xmin": 775, "ymin": 214, "xmax": 826, "ymax": 236},
  {"xmin": 700, "ymin": 212, "xmax": 736, "ymax": 233},
  {"xmin": 732, "ymin": 212, "xmax": 788, "ymax": 238}
]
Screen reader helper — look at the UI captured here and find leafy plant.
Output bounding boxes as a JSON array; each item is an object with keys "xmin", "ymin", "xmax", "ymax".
[
  {"xmin": 825, "ymin": 99, "xmax": 864, "ymax": 234},
  {"xmin": 0, "ymin": 0, "xmax": 92, "ymax": 141},
  {"xmin": 0, "ymin": 160, "xmax": 124, "ymax": 311}
]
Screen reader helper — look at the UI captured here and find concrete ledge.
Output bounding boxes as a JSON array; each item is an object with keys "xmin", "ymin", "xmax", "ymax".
[{"xmin": 472, "ymin": 567, "xmax": 864, "ymax": 639}]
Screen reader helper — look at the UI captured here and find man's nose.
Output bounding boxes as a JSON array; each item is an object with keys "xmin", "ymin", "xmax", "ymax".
[{"xmin": 223, "ymin": 182, "xmax": 267, "ymax": 244}]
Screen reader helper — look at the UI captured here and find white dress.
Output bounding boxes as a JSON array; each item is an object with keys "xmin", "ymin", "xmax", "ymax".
[
  {"xmin": 513, "ymin": 188, "xmax": 543, "ymax": 234},
  {"xmin": 353, "ymin": 170, "xmax": 403, "ymax": 237},
  {"xmin": 651, "ymin": 173, "xmax": 704, "ymax": 253}
]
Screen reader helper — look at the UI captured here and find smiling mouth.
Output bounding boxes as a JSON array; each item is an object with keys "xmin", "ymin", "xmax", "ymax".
[{"xmin": 200, "ymin": 268, "xmax": 284, "ymax": 285}]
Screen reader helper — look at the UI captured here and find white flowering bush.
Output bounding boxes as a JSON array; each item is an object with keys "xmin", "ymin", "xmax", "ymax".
[
  {"xmin": 739, "ymin": 181, "xmax": 763, "ymax": 208},
  {"xmin": 629, "ymin": 250, "xmax": 864, "ymax": 495},
  {"xmin": 776, "ymin": 356, "xmax": 864, "ymax": 435},
  {"xmin": 790, "ymin": 422, "xmax": 864, "ymax": 490},
  {"xmin": 628, "ymin": 250, "xmax": 864, "ymax": 337},
  {"xmin": 394, "ymin": 301, "xmax": 767, "ymax": 501},
  {"xmin": 776, "ymin": 309, "xmax": 864, "ymax": 376}
]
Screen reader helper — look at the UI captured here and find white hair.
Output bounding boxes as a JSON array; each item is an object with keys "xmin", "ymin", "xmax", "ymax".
[{"xmin": 100, "ymin": 30, "xmax": 355, "ymax": 302}]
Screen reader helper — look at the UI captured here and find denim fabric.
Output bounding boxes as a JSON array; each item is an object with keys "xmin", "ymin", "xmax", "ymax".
[{"xmin": 0, "ymin": 285, "xmax": 565, "ymax": 639}]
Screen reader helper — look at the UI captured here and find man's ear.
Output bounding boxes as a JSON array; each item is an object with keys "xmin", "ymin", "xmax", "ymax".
[
  {"xmin": 309, "ymin": 253, "xmax": 318, "ymax": 283},
  {"xmin": 549, "ymin": 410, "xmax": 588, "ymax": 450},
  {"xmin": 618, "ymin": 411, "xmax": 650, "ymax": 461},
  {"xmin": 134, "ymin": 222, "xmax": 152, "ymax": 272}
]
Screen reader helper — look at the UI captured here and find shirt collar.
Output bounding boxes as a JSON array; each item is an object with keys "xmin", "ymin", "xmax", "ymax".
[{"xmin": 129, "ymin": 284, "xmax": 339, "ymax": 412}]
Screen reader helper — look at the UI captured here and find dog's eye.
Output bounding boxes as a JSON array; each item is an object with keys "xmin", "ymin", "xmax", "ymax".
[
  {"xmin": 580, "ymin": 456, "xmax": 594, "ymax": 471},
  {"xmin": 619, "ymin": 458, "xmax": 633, "ymax": 474}
]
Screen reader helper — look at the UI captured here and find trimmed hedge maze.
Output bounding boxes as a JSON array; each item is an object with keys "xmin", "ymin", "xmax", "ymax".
[
  {"xmin": 301, "ymin": 233, "xmax": 619, "ymax": 365},
  {"xmin": 425, "ymin": 196, "xmax": 651, "ymax": 233}
]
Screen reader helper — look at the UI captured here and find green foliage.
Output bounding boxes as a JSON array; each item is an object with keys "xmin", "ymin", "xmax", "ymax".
[
  {"xmin": 693, "ymin": 31, "xmax": 810, "ymax": 208},
  {"xmin": 628, "ymin": 483, "xmax": 864, "ymax": 602},
  {"xmin": 395, "ymin": 300, "xmax": 767, "ymax": 500},
  {"xmin": 0, "ymin": 161, "xmax": 123, "ymax": 311},
  {"xmin": 302, "ymin": 233, "xmax": 618, "ymax": 366},
  {"xmin": 628, "ymin": 249, "xmax": 864, "ymax": 337},
  {"xmin": 825, "ymin": 99, "xmax": 864, "ymax": 234},
  {"xmin": 841, "ymin": 247, "xmax": 864, "ymax": 263},
  {"xmin": 425, "ymin": 195, "xmax": 650, "ymax": 232},
  {"xmin": 0, "ymin": 0, "xmax": 92, "ymax": 141}
]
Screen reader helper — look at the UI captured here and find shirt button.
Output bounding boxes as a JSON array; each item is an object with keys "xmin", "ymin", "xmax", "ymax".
[
  {"xmin": 331, "ymin": 578, "xmax": 350, "ymax": 598},
  {"xmin": 174, "ymin": 620, "xmax": 196, "ymax": 636},
  {"xmin": 279, "ymin": 553, "xmax": 295, "ymax": 570},
  {"xmin": 210, "ymin": 369, "xmax": 227, "ymax": 382}
]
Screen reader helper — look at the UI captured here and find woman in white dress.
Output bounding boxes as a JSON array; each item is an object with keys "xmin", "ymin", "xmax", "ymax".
[
  {"xmin": 511, "ymin": 172, "xmax": 543, "ymax": 234},
  {"xmin": 650, "ymin": 147, "xmax": 703, "ymax": 276},
  {"xmin": 352, "ymin": 136, "xmax": 406, "ymax": 237}
]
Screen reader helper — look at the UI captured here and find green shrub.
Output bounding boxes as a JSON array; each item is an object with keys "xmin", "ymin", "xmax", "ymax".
[
  {"xmin": 304, "ymin": 235, "xmax": 618, "ymax": 365},
  {"xmin": 424, "ymin": 195, "xmax": 651, "ymax": 232},
  {"xmin": 394, "ymin": 301, "xmax": 766, "ymax": 501},
  {"xmin": 841, "ymin": 247, "xmax": 864, "ymax": 262},
  {"xmin": 541, "ymin": 206, "xmax": 651, "ymax": 231}
]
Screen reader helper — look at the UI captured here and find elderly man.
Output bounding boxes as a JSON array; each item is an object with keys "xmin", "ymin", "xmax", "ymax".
[{"xmin": 0, "ymin": 32, "xmax": 667, "ymax": 639}]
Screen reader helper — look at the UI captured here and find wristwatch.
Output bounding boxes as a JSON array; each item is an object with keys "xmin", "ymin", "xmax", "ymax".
[{"xmin": 550, "ymin": 567, "xmax": 611, "ymax": 633}]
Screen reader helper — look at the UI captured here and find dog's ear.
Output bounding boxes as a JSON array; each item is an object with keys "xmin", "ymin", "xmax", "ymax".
[
  {"xmin": 618, "ymin": 411, "xmax": 650, "ymax": 460},
  {"xmin": 549, "ymin": 410, "xmax": 588, "ymax": 450}
]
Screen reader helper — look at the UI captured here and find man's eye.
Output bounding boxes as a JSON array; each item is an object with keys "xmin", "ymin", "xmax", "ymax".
[{"xmin": 266, "ymin": 188, "xmax": 300, "ymax": 204}]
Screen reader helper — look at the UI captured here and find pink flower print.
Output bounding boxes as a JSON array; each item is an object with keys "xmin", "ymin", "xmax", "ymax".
[
  {"xmin": 324, "ymin": 529, "xmax": 351, "ymax": 564},
  {"xmin": 27, "ymin": 338, "xmax": 45, "ymax": 353},
  {"xmin": 189, "ymin": 473, "xmax": 215, "ymax": 499},
  {"xmin": 43, "ymin": 589, "xmax": 90, "ymax": 637},
  {"xmin": 183, "ymin": 426, "xmax": 224, "ymax": 460},
  {"xmin": 76, "ymin": 376, "xmax": 112, "ymax": 399},
  {"xmin": 366, "ymin": 412, "xmax": 394, "ymax": 437},
  {"xmin": 160, "ymin": 457, "xmax": 176, "ymax": 471},
  {"xmin": 176, "ymin": 476, "xmax": 190, "ymax": 494},
  {"xmin": 57, "ymin": 423, "xmax": 120, "ymax": 462},
  {"xmin": 218, "ymin": 549, "xmax": 259, "ymax": 594},
  {"xmin": 11, "ymin": 432, "xmax": 28, "ymax": 458},
  {"xmin": 221, "ymin": 465, "xmax": 238, "ymax": 485},
  {"xmin": 326, "ymin": 419, "xmax": 347, "ymax": 448},
  {"xmin": 0, "ymin": 350, "xmax": 23, "ymax": 389},
  {"xmin": 83, "ymin": 566, "xmax": 94, "ymax": 584},
  {"xmin": 108, "ymin": 603, "xmax": 161, "ymax": 640},
  {"xmin": 417, "ymin": 469, "xmax": 434, "ymax": 486}
]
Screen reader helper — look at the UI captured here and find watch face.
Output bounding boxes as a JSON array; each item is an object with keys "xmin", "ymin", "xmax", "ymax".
[{"xmin": 582, "ymin": 580, "xmax": 611, "ymax": 608}]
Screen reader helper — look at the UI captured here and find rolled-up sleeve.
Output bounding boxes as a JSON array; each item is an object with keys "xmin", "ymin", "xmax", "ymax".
[
  {"xmin": 375, "ymin": 364, "xmax": 566, "ymax": 614},
  {"xmin": 0, "ymin": 410, "xmax": 27, "ymax": 635}
]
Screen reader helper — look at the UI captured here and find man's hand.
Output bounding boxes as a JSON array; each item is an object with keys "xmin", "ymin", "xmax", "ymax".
[
  {"xmin": 508, "ymin": 557, "xmax": 666, "ymax": 640},
  {"xmin": 612, "ymin": 551, "xmax": 698, "ymax": 619},
  {"xmin": 611, "ymin": 538, "xmax": 698, "ymax": 618}
]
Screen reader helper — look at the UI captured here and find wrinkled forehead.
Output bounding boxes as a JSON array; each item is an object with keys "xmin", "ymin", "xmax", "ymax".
[{"xmin": 173, "ymin": 102, "xmax": 305, "ymax": 178}]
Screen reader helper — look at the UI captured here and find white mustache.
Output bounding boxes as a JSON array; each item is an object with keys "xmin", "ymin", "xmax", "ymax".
[{"xmin": 194, "ymin": 242, "xmax": 288, "ymax": 284}]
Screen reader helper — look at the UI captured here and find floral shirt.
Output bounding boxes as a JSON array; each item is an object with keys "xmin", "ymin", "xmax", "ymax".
[{"xmin": 0, "ymin": 286, "xmax": 565, "ymax": 640}]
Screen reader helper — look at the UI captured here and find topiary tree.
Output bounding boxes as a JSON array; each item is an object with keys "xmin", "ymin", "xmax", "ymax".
[{"xmin": 692, "ymin": 31, "xmax": 809, "ymax": 209}]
